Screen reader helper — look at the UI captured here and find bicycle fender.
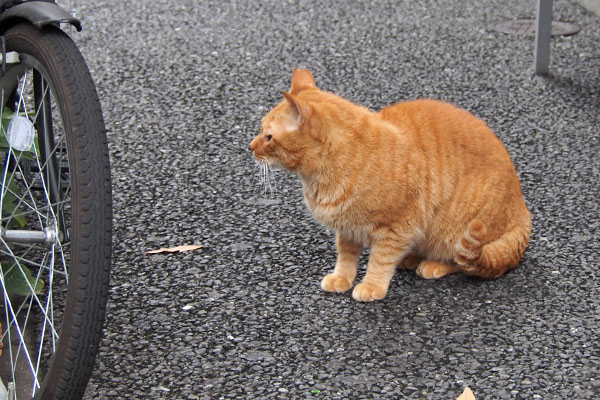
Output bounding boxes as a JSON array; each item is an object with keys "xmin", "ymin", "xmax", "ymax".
[{"xmin": 0, "ymin": 1, "xmax": 81, "ymax": 32}]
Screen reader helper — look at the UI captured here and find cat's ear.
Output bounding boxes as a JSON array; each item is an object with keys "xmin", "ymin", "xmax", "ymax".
[
  {"xmin": 282, "ymin": 91, "xmax": 312, "ymax": 127},
  {"xmin": 290, "ymin": 68, "xmax": 317, "ymax": 95}
]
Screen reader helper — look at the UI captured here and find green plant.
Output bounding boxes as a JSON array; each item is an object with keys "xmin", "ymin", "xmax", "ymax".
[{"xmin": 1, "ymin": 262, "xmax": 44, "ymax": 295}]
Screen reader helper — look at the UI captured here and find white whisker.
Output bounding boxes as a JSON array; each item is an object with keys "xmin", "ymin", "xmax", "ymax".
[{"xmin": 254, "ymin": 158, "xmax": 277, "ymax": 197}]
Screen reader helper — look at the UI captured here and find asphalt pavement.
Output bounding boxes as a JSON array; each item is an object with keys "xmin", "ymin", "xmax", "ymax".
[{"xmin": 73, "ymin": 0, "xmax": 599, "ymax": 398}]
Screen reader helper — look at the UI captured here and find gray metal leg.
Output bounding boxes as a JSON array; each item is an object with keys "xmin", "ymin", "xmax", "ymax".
[{"xmin": 534, "ymin": 0, "xmax": 553, "ymax": 75}]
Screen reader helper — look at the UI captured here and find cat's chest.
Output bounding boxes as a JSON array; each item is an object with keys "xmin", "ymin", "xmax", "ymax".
[
  {"xmin": 303, "ymin": 188, "xmax": 346, "ymax": 223},
  {"xmin": 307, "ymin": 200, "xmax": 342, "ymax": 226},
  {"xmin": 303, "ymin": 188, "xmax": 372, "ymax": 243}
]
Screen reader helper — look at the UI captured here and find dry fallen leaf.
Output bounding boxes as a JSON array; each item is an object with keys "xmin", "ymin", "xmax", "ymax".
[
  {"xmin": 457, "ymin": 387, "xmax": 476, "ymax": 400},
  {"xmin": 145, "ymin": 245, "xmax": 202, "ymax": 254}
]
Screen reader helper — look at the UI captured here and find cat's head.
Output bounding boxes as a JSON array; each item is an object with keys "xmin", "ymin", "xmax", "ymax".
[{"xmin": 249, "ymin": 68, "xmax": 324, "ymax": 172}]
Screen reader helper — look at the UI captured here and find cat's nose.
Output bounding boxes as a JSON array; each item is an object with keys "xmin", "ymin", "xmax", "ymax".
[{"xmin": 249, "ymin": 137, "xmax": 258, "ymax": 151}]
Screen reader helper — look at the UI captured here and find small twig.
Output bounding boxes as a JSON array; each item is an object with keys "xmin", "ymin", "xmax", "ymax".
[{"xmin": 145, "ymin": 245, "xmax": 202, "ymax": 254}]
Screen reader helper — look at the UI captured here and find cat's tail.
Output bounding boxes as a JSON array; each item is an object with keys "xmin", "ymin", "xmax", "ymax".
[{"xmin": 454, "ymin": 217, "xmax": 531, "ymax": 279}]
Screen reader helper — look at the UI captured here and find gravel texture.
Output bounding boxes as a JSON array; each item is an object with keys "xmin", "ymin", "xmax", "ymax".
[{"xmin": 68, "ymin": 0, "xmax": 600, "ymax": 398}]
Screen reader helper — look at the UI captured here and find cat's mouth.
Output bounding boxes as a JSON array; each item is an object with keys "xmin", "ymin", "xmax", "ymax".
[
  {"xmin": 256, "ymin": 155, "xmax": 282, "ymax": 169},
  {"xmin": 254, "ymin": 154, "xmax": 268, "ymax": 163},
  {"xmin": 250, "ymin": 147, "xmax": 268, "ymax": 162}
]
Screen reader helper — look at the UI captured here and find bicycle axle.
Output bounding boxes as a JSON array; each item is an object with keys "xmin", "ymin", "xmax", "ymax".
[{"xmin": 0, "ymin": 226, "xmax": 61, "ymax": 245}]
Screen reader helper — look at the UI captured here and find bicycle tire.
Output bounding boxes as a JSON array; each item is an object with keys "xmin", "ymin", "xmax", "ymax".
[{"xmin": 0, "ymin": 23, "xmax": 111, "ymax": 399}]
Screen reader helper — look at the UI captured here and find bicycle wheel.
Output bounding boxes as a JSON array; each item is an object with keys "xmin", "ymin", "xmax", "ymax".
[{"xmin": 0, "ymin": 23, "xmax": 111, "ymax": 399}]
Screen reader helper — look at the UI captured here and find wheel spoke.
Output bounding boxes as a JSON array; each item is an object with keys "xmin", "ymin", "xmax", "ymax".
[
  {"xmin": 4, "ymin": 155, "xmax": 50, "ymax": 228},
  {"xmin": 1, "ymin": 273, "xmax": 42, "ymax": 391},
  {"xmin": 0, "ymin": 247, "xmax": 68, "ymax": 277},
  {"xmin": 35, "ymin": 247, "xmax": 56, "ymax": 389},
  {"xmin": 1, "ymin": 241, "xmax": 62, "ymax": 339}
]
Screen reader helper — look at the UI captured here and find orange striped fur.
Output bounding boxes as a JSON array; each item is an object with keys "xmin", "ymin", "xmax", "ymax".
[{"xmin": 249, "ymin": 68, "xmax": 531, "ymax": 301}]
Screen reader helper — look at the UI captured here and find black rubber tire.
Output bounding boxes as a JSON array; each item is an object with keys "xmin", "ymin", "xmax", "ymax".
[{"xmin": 3, "ymin": 23, "xmax": 112, "ymax": 400}]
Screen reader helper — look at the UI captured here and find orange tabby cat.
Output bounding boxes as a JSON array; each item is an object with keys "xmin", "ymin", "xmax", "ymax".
[{"xmin": 249, "ymin": 68, "xmax": 531, "ymax": 302}]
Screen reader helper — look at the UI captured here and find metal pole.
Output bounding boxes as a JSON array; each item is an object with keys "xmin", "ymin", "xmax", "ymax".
[{"xmin": 534, "ymin": 0, "xmax": 553, "ymax": 75}]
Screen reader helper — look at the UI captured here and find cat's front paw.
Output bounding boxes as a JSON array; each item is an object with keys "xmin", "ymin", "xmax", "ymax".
[
  {"xmin": 352, "ymin": 282, "xmax": 387, "ymax": 302},
  {"xmin": 321, "ymin": 273, "xmax": 354, "ymax": 293}
]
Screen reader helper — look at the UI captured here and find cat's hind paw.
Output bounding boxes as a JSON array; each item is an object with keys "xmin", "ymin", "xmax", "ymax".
[
  {"xmin": 352, "ymin": 282, "xmax": 387, "ymax": 302},
  {"xmin": 416, "ymin": 260, "xmax": 460, "ymax": 279},
  {"xmin": 321, "ymin": 273, "xmax": 353, "ymax": 293}
]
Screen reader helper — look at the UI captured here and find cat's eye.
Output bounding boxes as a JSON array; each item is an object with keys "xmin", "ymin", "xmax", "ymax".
[{"xmin": 266, "ymin": 134, "xmax": 273, "ymax": 141}]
